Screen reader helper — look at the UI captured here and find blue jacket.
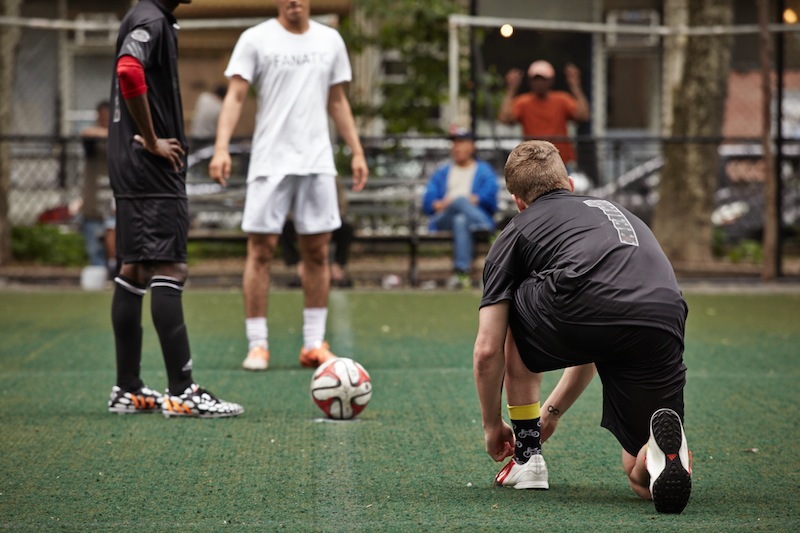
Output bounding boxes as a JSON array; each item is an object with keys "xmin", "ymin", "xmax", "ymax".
[{"xmin": 422, "ymin": 160, "xmax": 499, "ymax": 229}]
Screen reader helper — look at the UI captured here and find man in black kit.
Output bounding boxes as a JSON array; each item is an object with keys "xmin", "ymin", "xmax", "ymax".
[
  {"xmin": 107, "ymin": 0, "xmax": 242, "ymax": 418},
  {"xmin": 473, "ymin": 140, "xmax": 691, "ymax": 513}
]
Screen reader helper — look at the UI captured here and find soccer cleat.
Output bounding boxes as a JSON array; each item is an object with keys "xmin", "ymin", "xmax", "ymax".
[
  {"xmin": 242, "ymin": 345, "xmax": 270, "ymax": 371},
  {"xmin": 299, "ymin": 341, "xmax": 337, "ymax": 368},
  {"xmin": 646, "ymin": 408, "xmax": 692, "ymax": 514},
  {"xmin": 162, "ymin": 384, "xmax": 244, "ymax": 419},
  {"xmin": 108, "ymin": 385, "xmax": 164, "ymax": 414},
  {"xmin": 494, "ymin": 454, "xmax": 549, "ymax": 490}
]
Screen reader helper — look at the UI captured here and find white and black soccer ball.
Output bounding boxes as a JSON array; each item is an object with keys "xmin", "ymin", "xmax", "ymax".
[{"xmin": 310, "ymin": 357, "xmax": 372, "ymax": 420}]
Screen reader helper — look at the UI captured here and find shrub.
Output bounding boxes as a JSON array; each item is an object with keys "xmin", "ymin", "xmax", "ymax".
[{"xmin": 11, "ymin": 224, "xmax": 87, "ymax": 266}]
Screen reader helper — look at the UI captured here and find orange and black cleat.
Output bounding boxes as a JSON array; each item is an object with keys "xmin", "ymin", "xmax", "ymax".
[{"xmin": 108, "ymin": 385, "xmax": 164, "ymax": 414}]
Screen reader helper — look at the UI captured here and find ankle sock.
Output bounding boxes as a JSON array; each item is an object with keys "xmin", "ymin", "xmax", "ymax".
[
  {"xmin": 302, "ymin": 308, "xmax": 327, "ymax": 350},
  {"xmin": 246, "ymin": 317, "xmax": 268, "ymax": 350}
]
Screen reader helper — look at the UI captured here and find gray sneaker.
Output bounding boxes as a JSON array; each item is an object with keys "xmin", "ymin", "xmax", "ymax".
[{"xmin": 446, "ymin": 272, "xmax": 471, "ymax": 290}]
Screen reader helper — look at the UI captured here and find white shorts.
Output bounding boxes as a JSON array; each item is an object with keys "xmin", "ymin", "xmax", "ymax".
[{"xmin": 241, "ymin": 174, "xmax": 341, "ymax": 235}]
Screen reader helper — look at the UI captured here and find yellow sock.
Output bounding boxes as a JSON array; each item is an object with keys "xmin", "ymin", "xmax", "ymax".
[{"xmin": 507, "ymin": 402, "xmax": 541, "ymax": 420}]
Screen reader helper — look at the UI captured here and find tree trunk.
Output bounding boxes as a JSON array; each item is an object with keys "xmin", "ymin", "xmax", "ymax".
[
  {"xmin": 0, "ymin": 0, "xmax": 23, "ymax": 265},
  {"xmin": 653, "ymin": 0, "xmax": 732, "ymax": 264},
  {"xmin": 757, "ymin": 0, "xmax": 777, "ymax": 281}
]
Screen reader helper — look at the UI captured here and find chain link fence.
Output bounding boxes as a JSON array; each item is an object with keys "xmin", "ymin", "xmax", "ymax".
[{"xmin": 2, "ymin": 8, "xmax": 800, "ymax": 274}]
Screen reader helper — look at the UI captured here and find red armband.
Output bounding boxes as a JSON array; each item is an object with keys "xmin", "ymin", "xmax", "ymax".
[{"xmin": 116, "ymin": 55, "xmax": 147, "ymax": 99}]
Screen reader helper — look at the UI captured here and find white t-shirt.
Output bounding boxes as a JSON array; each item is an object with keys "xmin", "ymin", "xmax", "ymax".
[
  {"xmin": 445, "ymin": 162, "xmax": 477, "ymax": 201},
  {"xmin": 225, "ymin": 19, "xmax": 352, "ymax": 180}
]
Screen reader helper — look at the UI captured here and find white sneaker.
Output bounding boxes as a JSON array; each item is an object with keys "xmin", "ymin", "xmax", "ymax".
[
  {"xmin": 162, "ymin": 384, "xmax": 244, "ymax": 419},
  {"xmin": 242, "ymin": 345, "xmax": 269, "ymax": 371},
  {"xmin": 646, "ymin": 408, "xmax": 692, "ymax": 513},
  {"xmin": 494, "ymin": 454, "xmax": 549, "ymax": 489}
]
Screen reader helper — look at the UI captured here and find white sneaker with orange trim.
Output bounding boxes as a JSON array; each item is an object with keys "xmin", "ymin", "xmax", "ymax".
[
  {"xmin": 646, "ymin": 408, "xmax": 692, "ymax": 513},
  {"xmin": 494, "ymin": 454, "xmax": 549, "ymax": 489},
  {"xmin": 299, "ymin": 341, "xmax": 336, "ymax": 368},
  {"xmin": 162, "ymin": 384, "xmax": 243, "ymax": 419},
  {"xmin": 242, "ymin": 345, "xmax": 270, "ymax": 371}
]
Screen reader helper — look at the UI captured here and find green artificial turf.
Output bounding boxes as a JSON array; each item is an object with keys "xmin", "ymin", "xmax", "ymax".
[{"xmin": 0, "ymin": 289, "xmax": 798, "ymax": 531}]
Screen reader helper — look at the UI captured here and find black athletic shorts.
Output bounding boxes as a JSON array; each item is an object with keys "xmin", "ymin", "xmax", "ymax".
[
  {"xmin": 510, "ymin": 296, "xmax": 686, "ymax": 457},
  {"xmin": 115, "ymin": 197, "xmax": 188, "ymax": 264}
]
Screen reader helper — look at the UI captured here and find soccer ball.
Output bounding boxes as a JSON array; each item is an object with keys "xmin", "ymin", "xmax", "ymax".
[{"xmin": 310, "ymin": 357, "xmax": 372, "ymax": 420}]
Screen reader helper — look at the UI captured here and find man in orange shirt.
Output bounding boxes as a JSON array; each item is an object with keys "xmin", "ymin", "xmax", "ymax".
[{"xmin": 498, "ymin": 60, "xmax": 590, "ymax": 170}]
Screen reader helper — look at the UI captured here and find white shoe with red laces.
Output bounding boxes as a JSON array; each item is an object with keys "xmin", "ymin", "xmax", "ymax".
[{"xmin": 494, "ymin": 454, "xmax": 549, "ymax": 490}]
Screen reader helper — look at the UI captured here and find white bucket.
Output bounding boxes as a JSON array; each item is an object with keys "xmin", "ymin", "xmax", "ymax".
[{"xmin": 80, "ymin": 266, "xmax": 107, "ymax": 291}]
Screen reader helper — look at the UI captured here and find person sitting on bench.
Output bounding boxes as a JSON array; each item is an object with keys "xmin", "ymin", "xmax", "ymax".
[{"xmin": 422, "ymin": 128, "xmax": 498, "ymax": 289}]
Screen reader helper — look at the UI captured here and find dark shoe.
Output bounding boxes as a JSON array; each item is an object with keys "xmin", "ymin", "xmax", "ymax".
[
  {"xmin": 162, "ymin": 384, "xmax": 244, "ymax": 419},
  {"xmin": 108, "ymin": 385, "xmax": 163, "ymax": 414}
]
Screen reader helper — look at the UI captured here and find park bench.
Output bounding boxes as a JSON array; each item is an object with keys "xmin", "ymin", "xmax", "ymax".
[{"xmin": 187, "ymin": 174, "xmax": 515, "ymax": 286}]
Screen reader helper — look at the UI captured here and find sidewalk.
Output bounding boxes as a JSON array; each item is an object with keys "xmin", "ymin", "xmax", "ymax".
[{"xmin": 0, "ymin": 254, "xmax": 460, "ymax": 290}]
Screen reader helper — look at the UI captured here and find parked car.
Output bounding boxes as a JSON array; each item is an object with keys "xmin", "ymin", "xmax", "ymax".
[{"xmin": 590, "ymin": 144, "xmax": 800, "ymax": 243}]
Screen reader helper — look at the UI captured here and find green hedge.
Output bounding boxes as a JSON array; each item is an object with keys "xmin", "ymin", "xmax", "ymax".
[{"xmin": 11, "ymin": 225, "xmax": 87, "ymax": 266}]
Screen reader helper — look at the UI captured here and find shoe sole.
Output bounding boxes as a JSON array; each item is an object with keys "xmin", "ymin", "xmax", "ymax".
[
  {"xmin": 108, "ymin": 407, "xmax": 160, "ymax": 414},
  {"xmin": 162, "ymin": 410, "xmax": 242, "ymax": 419},
  {"xmin": 242, "ymin": 360, "xmax": 268, "ymax": 371},
  {"xmin": 650, "ymin": 409, "xmax": 692, "ymax": 514},
  {"xmin": 510, "ymin": 480, "xmax": 549, "ymax": 490}
]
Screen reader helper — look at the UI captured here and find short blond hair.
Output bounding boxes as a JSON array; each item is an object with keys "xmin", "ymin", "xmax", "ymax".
[{"xmin": 504, "ymin": 140, "xmax": 570, "ymax": 204}]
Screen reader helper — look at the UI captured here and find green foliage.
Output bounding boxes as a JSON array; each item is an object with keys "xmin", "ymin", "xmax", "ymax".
[
  {"xmin": 727, "ymin": 239, "xmax": 763, "ymax": 263},
  {"xmin": 11, "ymin": 224, "xmax": 87, "ymax": 266},
  {"xmin": 341, "ymin": 0, "xmax": 467, "ymax": 134},
  {"xmin": 186, "ymin": 240, "xmax": 247, "ymax": 261},
  {"xmin": 711, "ymin": 227, "xmax": 727, "ymax": 258}
]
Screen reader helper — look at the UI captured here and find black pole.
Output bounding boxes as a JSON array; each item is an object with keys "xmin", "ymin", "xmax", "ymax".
[
  {"xmin": 775, "ymin": 0, "xmax": 784, "ymax": 277},
  {"xmin": 469, "ymin": 0, "xmax": 478, "ymax": 134}
]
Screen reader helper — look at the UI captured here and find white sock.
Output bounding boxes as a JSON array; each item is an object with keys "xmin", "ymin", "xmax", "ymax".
[
  {"xmin": 303, "ymin": 308, "xmax": 328, "ymax": 350},
  {"xmin": 246, "ymin": 317, "xmax": 268, "ymax": 350}
]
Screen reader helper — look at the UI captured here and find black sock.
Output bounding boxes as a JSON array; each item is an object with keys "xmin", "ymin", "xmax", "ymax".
[
  {"xmin": 111, "ymin": 276, "xmax": 146, "ymax": 391},
  {"xmin": 150, "ymin": 276, "xmax": 193, "ymax": 394},
  {"xmin": 512, "ymin": 418, "xmax": 542, "ymax": 464}
]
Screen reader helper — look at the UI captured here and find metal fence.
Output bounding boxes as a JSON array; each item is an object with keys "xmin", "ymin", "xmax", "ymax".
[{"xmin": 3, "ymin": 134, "xmax": 799, "ymax": 262}]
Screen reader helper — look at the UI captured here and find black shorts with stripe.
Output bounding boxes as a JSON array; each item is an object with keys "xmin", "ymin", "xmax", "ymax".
[
  {"xmin": 510, "ymin": 292, "xmax": 686, "ymax": 457},
  {"xmin": 115, "ymin": 196, "xmax": 188, "ymax": 264}
]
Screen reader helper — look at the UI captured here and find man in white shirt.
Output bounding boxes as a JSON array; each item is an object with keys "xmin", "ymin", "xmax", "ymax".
[{"xmin": 209, "ymin": 0, "xmax": 368, "ymax": 371}]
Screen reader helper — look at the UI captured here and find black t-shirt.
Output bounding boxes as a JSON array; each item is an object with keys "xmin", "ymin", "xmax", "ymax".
[
  {"xmin": 481, "ymin": 189, "xmax": 687, "ymax": 339},
  {"xmin": 108, "ymin": 0, "xmax": 187, "ymax": 199}
]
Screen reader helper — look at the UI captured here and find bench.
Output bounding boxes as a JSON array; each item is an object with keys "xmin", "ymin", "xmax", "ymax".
[{"xmin": 187, "ymin": 175, "xmax": 515, "ymax": 286}]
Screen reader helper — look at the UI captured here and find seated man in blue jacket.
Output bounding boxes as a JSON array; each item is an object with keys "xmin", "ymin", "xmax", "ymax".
[{"xmin": 423, "ymin": 129, "xmax": 498, "ymax": 288}]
